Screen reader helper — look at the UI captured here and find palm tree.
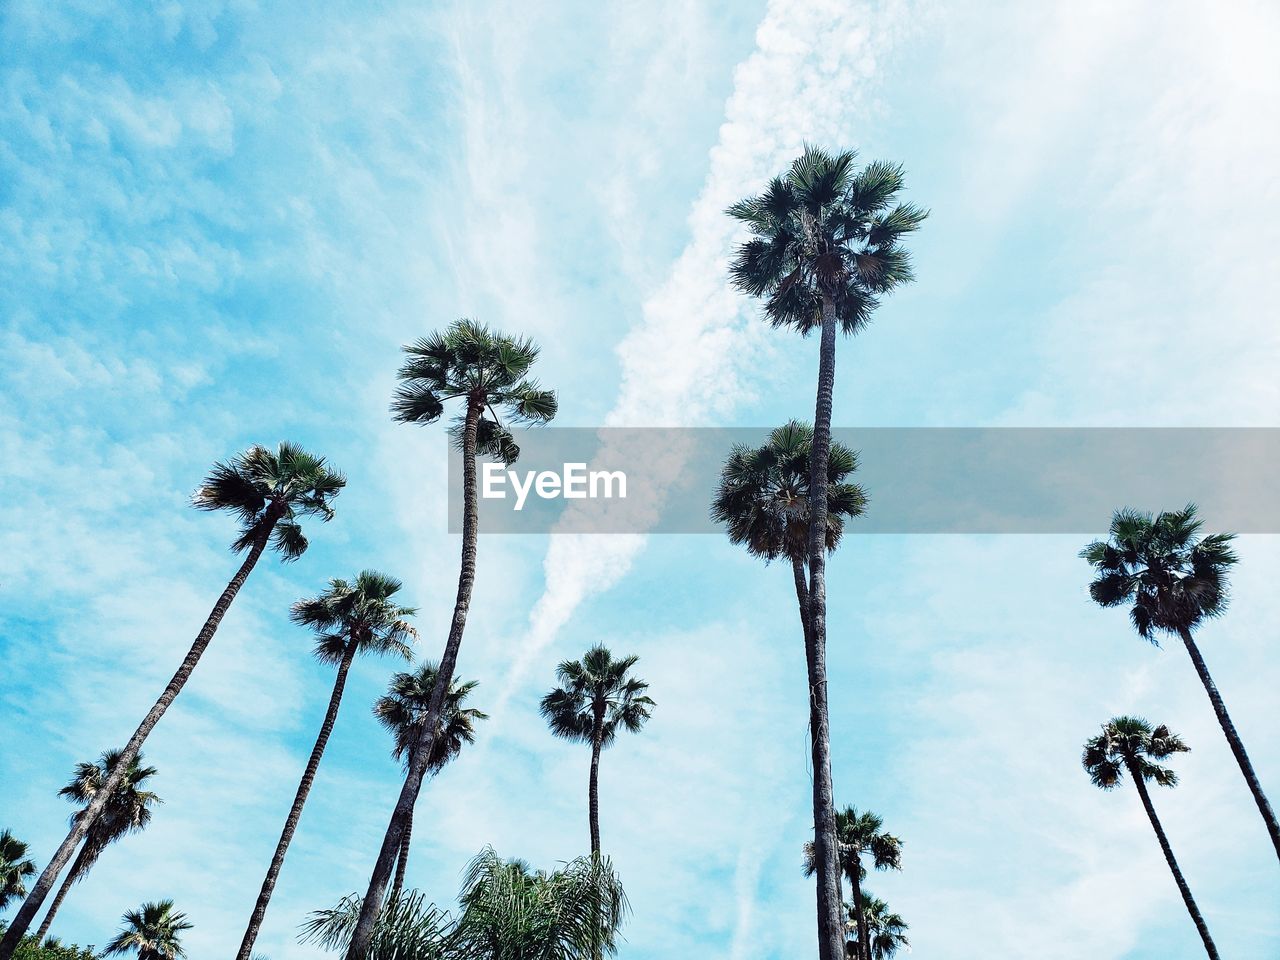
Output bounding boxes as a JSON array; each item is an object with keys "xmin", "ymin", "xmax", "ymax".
[
  {"xmin": 35, "ymin": 751, "xmax": 160, "ymax": 941},
  {"xmin": 849, "ymin": 893, "xmax": 908, "ymax": 960},
  {"xmin": 346, "ymin": 321, "xmax": 556, "ymax": 957},
  {"xmin": 304, "ymin": 847, "xmax": 627, "ymax": 960},
  {"xmin": 540, "ymin": 646, "xmax": 654, "ymax": 859},
  {"xmin": 103, "ymin": 900, "xmax": 192, "ymax": 960},
  {"xmin": 1082, "ymin": 505, "xmax": 1278, "ymax": 861},
  {"xmin": 235, "ymin": 572, "xmax": 417, "ymax": 960},
  {"xmin": 727, "ymin": 145, "xmax": 925, "ymax": 960},
  {"xmin": 374, "ymin": 662, "xmax": 489, "ymax": 901},
  {"xmin": 0, "ymin": 443, "xmax": 343, "ymax": 958},
  {"xmin": 0, "ymin": 831, "xmax": 36, "ymax": 911},
  {"xmin": 803, "ymin": 806, "xmax": 901, "ymax": 960},
  {"xmin": 1083, "ymin": 716, "xmax": 1218, "ymax": 958}
]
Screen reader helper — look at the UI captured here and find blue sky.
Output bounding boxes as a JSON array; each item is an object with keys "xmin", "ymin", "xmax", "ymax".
[{"xmin": 2, "ymin": 1, "xmax": 1278, "ymax": 958}]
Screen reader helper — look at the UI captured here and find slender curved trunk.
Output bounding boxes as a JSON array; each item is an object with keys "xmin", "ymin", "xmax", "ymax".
[
  {"xmin": 346, "ymin": 397, "xmax": 483, "ymax": 959},
  {"xmin": 805, "ymin": 294, "xmax": 845, "ymax": 960},
  {"xmin": 0, "ymin": 506, "xmax": 282, "ymax": 960},
  {"xmin": 790, "ymin": 555, "xmax": 811, "ymax": 646},
  {"xmin": 589, "ymin": 707, "xmax": 605, "ymax": 960},
  {"xmin": 33, "ymin": 842, "xmax": 91, "ymax": 943},
  {"xmin": 389, "ymin": 777, "xmax": 422, "ymax": 903},
  {"xmin": 848, "ymin": 866, "xmax": 869, "ymax": 960},
  {"xmin": 235, "ymin": 637, "xmax": 359, "ymax": 960},
  {"xmin": 1127, "ymin": 760, "xmax": 1219, "ymax": 958},
  {"xmin": 1177, "ymin": 626, "xmax": 1280, "ymax": 861}
]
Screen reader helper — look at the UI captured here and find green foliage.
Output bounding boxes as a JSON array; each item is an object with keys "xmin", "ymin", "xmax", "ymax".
[
  {"xmin": 374, "ymin": 663, "xmax": 488, "ymax": 772},
  {"xmin": 192, "ymin": 441, "xmax": 345, "ymax": 561},
  {"xmin": 391, "ymin": 319, "xmax": 558, "ymax": 465},
  {"xmin": 540, "ymin": 647, "xmax": 654, "ymax": 748},
  {"xmin": 101, "ymin": 900, "xmax": 191, "ymax": 960},
  {"xmin": 290, "ymin": 571, "xmax": 418, "ymax": 667},
  {"xmin": 727, "ymin": 144, "xmax": 926, "ymax": 335},
  {"xmin": 849, "ymin": 893, "xmax": 909, "ymax": 960},
  {"xmin": 0, "ymin": 831, "xmax": 37, "ymax": 911},
  {"xmin": 1081, "ymin": 504, "xmax": 1237, "ymax": 641},
  {"xmin": 713, "ymin": 420, "xmax": 867, "ymax": 562},
  {"xmin": 58, "ymin": 750, "xmax": 161, "ymax": 886},
  {"xmin": 1082, "ymin": 716, "xmax": 1190, "ymax": 791},
  {"xmin": 802, "ymin": 806, "xmax": 903, "ymax": 887},
  {"xmin": 302, "ymin": 848, "xmax": 628, "ymax": 960},
  {"xmin": 0, "ymin": 924, "xmax": 97, "ymax": 960}
]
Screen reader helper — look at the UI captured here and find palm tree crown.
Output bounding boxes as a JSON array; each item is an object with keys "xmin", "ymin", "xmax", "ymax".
[
  {"xmin": 0, "ymin": 831, "xmax": 36, "ymax": 910},
  {"xmin": 392, "ymin": 319, "xmax": 558, "ymax": 464},
  {"xmin": 291, "ymin": 570, "xmax": 418, "ymax": 665},
  {"xmin": 540, "ymin": 647, "xmax": 654, "ymax": 748},
  {"xmin": 1081, "ymin": 504, "xmax": 1237, "ymax": 641},
  {"xmin": 1083, "ymin": 716, "xmax": 1189, "ymax": 790},
  {"xmin": 713, "ymin": 421, "xmax": 867, "ymax": 562},
  {"xmin": 803, "ymin": 806, "xmax": 902, "ymax": 886},
  {"xmin": 193, "ymin": 441, "xmax": 345, "ymax": 560},
  {"xmin": 103, "ymin": 900, "xmax": 192, "ymax": 960},
  {"xmin": 853, "ymin": 893, "xmax": 909, "ymax": 960},
  {"xmin": 60, "ymin": 749, "xmax": 161, "ymax": 868},
  {"xmin": 727, "ymin": 144, "xmax": 927, "ymax": 336},
  {"xmin": 375, "ymin": 662, "xmax": 489, "ymax": 772}
]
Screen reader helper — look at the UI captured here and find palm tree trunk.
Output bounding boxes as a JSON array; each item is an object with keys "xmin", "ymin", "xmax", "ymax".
[
  {"xmin": 1126, "ymin": 760, "xmax": 1219, "ymax": 958},
  {"xmin": 790, "ymin": 555, "xmax": 811, "ymax": 646},
  {"xmin": 589, "ymin": 717, "xmax": 604, "ymax": 960},
  {"xmin": 389, "ymin": 776, "xmax": 422, "ymax": 903},
  {"xmin": 1177, "ymin": 626, "xmax": 1280, "ymax": 861},
  {"xmin": 33, "ymin": 842, "xmax": 91, "ymax": 943},
  {"xmin": 848, "ymin": 867, "xmax": 869, "ymax": 960},
  {"xmin": 805, "ymin": 294, "xmax": 845, "ymax": 960},
  {"xmin": 235, "ymin": 638, "xmax": 359, "ymax": 960},
  {"xmin": 0, "ymin": 506, "xmax": 282, "ymax": 960},
  {"xmin": 346, "ymin": 397, "xmax": 484, "ymax": 959}
]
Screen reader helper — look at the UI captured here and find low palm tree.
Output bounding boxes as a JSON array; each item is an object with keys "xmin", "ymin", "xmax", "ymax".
[
  {"xmin": 1083, "ymin": 716, "xmax": 1218, "ymax": 959},
  {"xmin": 728, "ymin": 146, "xmax": 925, "ymax": 960},
  {"xmin": 803, "ymin": 806, "xmax": 901, "ymax": 960},
  {"xmin": 103, "ymin": 900, "xmax": 192, "ymax": 960},
  {"xmin": 346, "ymin": 321, "xmax": 556, "ymax": 958},
  {"xmin": 1082, "ymin": 505, "xmax": 1279, "ymax": 860},
  {"xmin": 374, "ymin": 662, "xmax": 489, "ymax": 901},
  {"xmin": 304, "ymin": 847, "xmax": 627, "ymax": 960},
  {"xmin": 850, "ymin": 893, "xmax": 908, "ymax": 960},
  {"xmin": 35, "ymin": 751, "xmax": 160, "ymax": 941},
  {"xmin": 0, "ymin": 831, "xmax": 36, "ymax": 911},
  {"xmin": 0, "ymin": 443, "xmax": 343, "ymax": 958},
  {"xmin": 235, "ymin": 572, "xmax": 417, "ymax": 960},
  {"xmin": 540, "ymin": 646, "xmax": 654, "ymax": 859}
]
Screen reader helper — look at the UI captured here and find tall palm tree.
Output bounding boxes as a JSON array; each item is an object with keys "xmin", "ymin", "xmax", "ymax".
[
  {"xmin": 0, "ymin": 443, "xmax": 343, "ymax": 958},
  {"xmin": 346, "ymin": 321, "xmax": 556, "ymax": 957},
  {"xmin": 850, "ymin": 893, "xmax": 908, "ymax": 960},
  {"xmin": 103, "ymin": 900, "xmax": 192, "ymax": 960},
  {"xmin": 803, "ymin": 806, "xmax": 902, "ymax": 960},
  {"xmin": 235, "ymin": 572, "xmax": 417, "ymax": 960},
  {"xmin": 305, "ymin": 847, "xmax": 627, "ymax": 960},
  {"xmin": 0, "ymin": 831, "xmax": 36, "ymax": 912},
  {"xmin": 1083, "ymin": 716, "xmax": 1218, "ymax": 959},
  {"xmin": 1082, "ymin": 505, "xmax": 1278, "ymax": 861},
  {"xmin": 374, "ymin": 662, "xmax": 489, "ymax": 901},
  {"xmin": 36, "ymin": 751, "xmax": 160, "ymax": 941},
  {"xmin": 540, "ymin": 646, "xmax": 654, "ymax": 860},
  {"xmin": 727, "ymin": 145, "xmax": 925, "ymax": 960}
]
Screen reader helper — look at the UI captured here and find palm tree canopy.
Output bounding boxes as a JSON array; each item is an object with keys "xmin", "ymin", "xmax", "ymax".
[
  {"xmin": 1081, "ymin": 504, "xmax": 1237, "ymax": 641},
  {"xmin": 291, "ymin": 570, "xmax": 418, "ymax": 666},
  {"xmin": 727, "ymin": 144, "xmax": 927, "ymax": 335},
  {"xmin": 192, "ymin": 441, "xmax": 345, "ymax": 561},
  {"xmin": 803, "ymin": 805, "xmax": 903, "ymax": 882},
  {"xmin": 302, "ymin": 847, "xmax": 627, "ymax": 960},
  {"xmin": 713, "ymin": 420, "xmax": 867, "ymax": 562},
  {"xmin": 374, "ymin": 661, "xmax": 489, "ymax": 772},
  {"xmin": 59, "ymin": 749, "xmax": 161, "ymax": 875},
  {"xmin": 102, "ymin": 900, "xmax": 192, "ymax": 960},
  {"xmin": 0, "ymin": 829, "xmax": 37, "ymax": 909},
  {"xmin": 539, "ymin": 646, "xmax": 654, "ymax": 748},
  {"xmin": 391, "ymin": 319, "xmax": 558, "ymax": 465},
  {"xmin": 850, "ymin": 892, "xmax": 909, "ymax": 960},
  {"xmin": 1082, "ymin": 716, "xmax": 1190, "ymax": 790}
]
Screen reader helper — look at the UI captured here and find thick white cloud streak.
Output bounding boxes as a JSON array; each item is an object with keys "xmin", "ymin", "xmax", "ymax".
[{"xmin": 504, "ymin": 0, "xmax": 909, "ymax": 705}]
